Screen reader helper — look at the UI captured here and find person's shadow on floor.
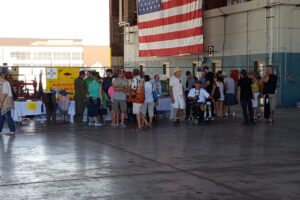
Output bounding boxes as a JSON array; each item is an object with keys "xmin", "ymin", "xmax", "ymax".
[{"xmin": 0, "ymin": 135, "xmax": 16, "ymax": 180}]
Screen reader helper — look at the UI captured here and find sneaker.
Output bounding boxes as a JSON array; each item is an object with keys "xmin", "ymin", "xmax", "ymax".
[
  {"xmin": 119, "ymin": 123, "xmax": 126, "ymax": 128},
  {"xmin": 6, "ymin": 132, "xmax": 16, "ymax": 136},
  {"xmin": 232, "ymin": 112, "xmax": 236, "ymax": 118},
  {"xmin": 95, "ymin": 122, "xmax": 103, "ymax": 127},
  {"xmin": 204, "ymin": 118, "xmax": 209, "ymax": 122},
  {"xmin": 88, "ymin": 122, "xmax": 93, "ymax": 126}
]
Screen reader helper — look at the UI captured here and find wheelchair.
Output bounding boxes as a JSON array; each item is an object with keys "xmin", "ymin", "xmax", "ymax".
[{"xmin": 191, "ymin": 100, "xmax": 213, "ymax": 125}]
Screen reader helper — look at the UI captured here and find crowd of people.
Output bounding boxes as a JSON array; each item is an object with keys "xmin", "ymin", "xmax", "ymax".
[
  {"xmin": 74, "ymin": 68, "xmax": 164, "ymax": 130},
  {"xmin": 171, "ymin": 65, "xmax": 277, "ymax": 126},
  {"xmin": 0, "ymin": 65, "xmax": 278, "ymax": 136},
  {"xmin": 73, "ymin": 65, "xmax": 278, "ymax": 129}
]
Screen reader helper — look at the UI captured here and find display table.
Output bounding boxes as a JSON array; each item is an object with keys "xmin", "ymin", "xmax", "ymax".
[
  {"xmin": 12, "ymin": 100, "xmax": 81, "ymax": 124},
  {"xmin": 156, "ymin": 97, "xmax": 174, "ymax": 120},
  {"xmin": 156, "ymin": 98, "xmax": 172, "ymax": 111},
  {"xmin": 12, "ymin": 101, "xmax": 45, "ymax": 122}
]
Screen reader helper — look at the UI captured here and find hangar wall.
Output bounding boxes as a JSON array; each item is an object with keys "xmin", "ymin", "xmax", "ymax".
[{"xmin": 124, "ymin": 0, "xmax": 300, "ymax": 107}]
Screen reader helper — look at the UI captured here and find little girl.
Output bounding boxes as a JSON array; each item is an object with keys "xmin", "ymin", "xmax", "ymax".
[{"xmin": 58, "ymin": 90, "xmax": 69, "ymax": 123}]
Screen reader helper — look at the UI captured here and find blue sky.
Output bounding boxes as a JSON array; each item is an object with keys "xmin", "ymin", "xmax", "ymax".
[{"xmin": 0, "ymin": 0, "xmax": 110, "ymax": 46}]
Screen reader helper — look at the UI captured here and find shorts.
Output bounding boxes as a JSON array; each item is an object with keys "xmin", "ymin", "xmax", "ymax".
[
  {"xmin": 267, "ymin": 94, "xmax": 276, "ymax": 110},
  {"xmin": 140, "ymin": 102, "xmax": 155, "ymax": 117},
  {"xmin": 252, "ymin": 93, "xmax": 259, "ymax": 108},
  {"xmin": 88, "ymin": 97, "xmax": 100, "ymax": 117},
  {"xmin": 133, "ymin": 103, "xmax": 142, "ymax": 114},
  {"xmin": 172, "ymin": 95, "xmax": 185, "ymax": 109},
  {"xmin": 112, "ymin": 100, "xmax": 127, "ymax": 113},
  {"xmin": 224, "ymin": 93, "xmax": 236, "ymax": 106}
]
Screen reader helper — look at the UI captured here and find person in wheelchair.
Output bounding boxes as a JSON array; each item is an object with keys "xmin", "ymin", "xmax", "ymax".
[{"xmin": 188, "ymin": 81, "xmax": 212, "ymax": 124}]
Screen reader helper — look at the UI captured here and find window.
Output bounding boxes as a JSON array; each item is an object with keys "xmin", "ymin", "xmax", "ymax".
[
  {"xmin": 10, "ymin": 52, "xmax": 31, "ymax": 60},
  {"xmin": 72, "ymin": 52, "xmax": 83, "ymax": 60},
  {"xmin": 53, "ymin": 52, "xmax": 71, "ymax": 60},
  {"xmin": 33, "ymin": 52, "xmax": 52, "ymax": 60},
  {"xmin": 205, "ymin": 0, "xmax": 227, "ymax": 10}
]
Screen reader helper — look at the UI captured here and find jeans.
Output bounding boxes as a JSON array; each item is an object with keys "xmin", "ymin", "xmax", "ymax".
[
  {"xmin": 241, "ymin": 99, "xmax": 254, "ymax": 123},
  {"xmin": 0, "ymin": 110, "xmax": 16, "ymax": 132}
]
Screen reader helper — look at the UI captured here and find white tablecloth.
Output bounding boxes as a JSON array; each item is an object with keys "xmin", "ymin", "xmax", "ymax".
[
  {"xmin": 12, "ymin": 100, "xmax": 96, "ymax": 123},
  {"xmin": 156, "ymin": 98, "xmax": 172, "ymax": 111},
  {"xmin": 156, "ymin": 97, "xmax": 174, "ymax": 120},
  {"xmin": 12, "ymin": 101, "xmax": 45, "ymax": 122},
  {"xmin": 68, "ymin": 101, "xmax": 76, "ymax": 123}
]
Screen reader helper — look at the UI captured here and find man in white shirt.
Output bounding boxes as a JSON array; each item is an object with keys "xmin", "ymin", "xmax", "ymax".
[
  {"xmin": 169, "ymin": 68, "xmax": 185, "ymax": 123},
  {"xmin": 140, "ymin": 75, "xmax": 154, "ymax": 127},
  {"xmin": 188, "ymin": 81, "xmax": 212, "ymax": 122},
  {"xmin": 188, "ymin": 81, "xmax": 210, "ymax": 103}
]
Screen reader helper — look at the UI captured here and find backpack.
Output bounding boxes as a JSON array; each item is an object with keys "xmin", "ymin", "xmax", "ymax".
[
  {"xmin": 108, "ymin": 86, "xmax": 114, "ymax": 100},
  {"xmin": 212, "ymin": 85, "xmax": 221, "ymax": 100},
  {"xmin": 130, "ymin": 78, "xmax": 145, "ymax": 104}
]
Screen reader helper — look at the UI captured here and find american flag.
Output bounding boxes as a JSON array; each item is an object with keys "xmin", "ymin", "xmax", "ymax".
[{"xmin": 137, "ymin": 0, "xmax": 203, "ymax": 57}]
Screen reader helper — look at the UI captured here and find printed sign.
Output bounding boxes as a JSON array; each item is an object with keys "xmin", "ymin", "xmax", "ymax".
[
  {"xmin": 46, "ymin": 67, "xmax": 80, "ymax": 99},
  {"xmin": 26, "ymin": 102, "xmax": 38, "ymax": 111}
]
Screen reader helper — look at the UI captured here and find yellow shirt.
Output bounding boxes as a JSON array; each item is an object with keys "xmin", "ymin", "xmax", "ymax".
[{"xmin": 252, "ymin": 82, "xmax": 260, "ymax": 93}]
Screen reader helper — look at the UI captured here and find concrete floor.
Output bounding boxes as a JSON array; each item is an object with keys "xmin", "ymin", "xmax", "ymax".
[{"xmin": 1, "ymin": 109, "xmax": 300, "ymax": 200}]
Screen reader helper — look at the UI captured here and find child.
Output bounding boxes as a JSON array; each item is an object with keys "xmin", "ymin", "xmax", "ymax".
[{"xmin": 57, "ymin": 90, "xmax": 69, "ymax": 123}]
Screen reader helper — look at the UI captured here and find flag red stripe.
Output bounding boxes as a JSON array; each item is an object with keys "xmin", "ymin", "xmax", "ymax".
[
  {"xmin": 138, "ymin": 9, "xmax": 202, "ymax": 29},
  {"xmin": 139, "ymin": 44, "xmax": 203, "ymax": 57},
  {"xmin": 139, "ymin": 27, "xmax": 203, "ymax": 43},
  {"xmin": 161, "ymin": 0, "xmax": 197, "ymax": 10}
]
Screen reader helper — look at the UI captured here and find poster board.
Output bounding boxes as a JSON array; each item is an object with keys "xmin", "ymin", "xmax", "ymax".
[{"xmin": 46, "ymin": 67, "xmax": 80, "ymax": 99}]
